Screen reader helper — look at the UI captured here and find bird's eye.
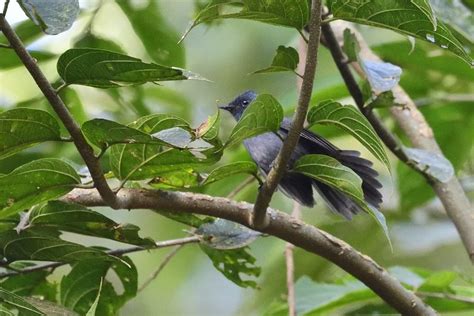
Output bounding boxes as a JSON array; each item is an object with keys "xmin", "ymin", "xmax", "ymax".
[{"xmin": 242, "ymin": 100, "xmax": 249, "ymax": 105}]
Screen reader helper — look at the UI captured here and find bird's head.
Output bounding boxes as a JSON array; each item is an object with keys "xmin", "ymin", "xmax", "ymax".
[{"xmin": 219, "ymin": 90, "xmax": 257, "ymax": 121}]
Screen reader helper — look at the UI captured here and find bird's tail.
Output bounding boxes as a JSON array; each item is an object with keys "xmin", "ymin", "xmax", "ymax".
[{"xmin": 312, "ymin": 150, "xmax": 383, "ymax": 220}]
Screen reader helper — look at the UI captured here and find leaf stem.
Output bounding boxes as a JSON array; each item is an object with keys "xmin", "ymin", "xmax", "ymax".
[
  {"xmin": 0, "ymin": 14, "xmax": 118, "ymax": 208},
  {"xmin": 226, "ymin": 176, "xmax": 256, "ymax": 199},
  {"xmin": 297, "ymin": 29, "xmax": 309, "ymax": 43},
  {"xmin": 252, "ymin": 0, "xmax": 323, "ymax": 229}
]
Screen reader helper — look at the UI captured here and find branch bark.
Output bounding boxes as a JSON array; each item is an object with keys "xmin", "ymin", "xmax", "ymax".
[
  {"xmin": 63, "ymin": 188, "xmax": 437, "ymax": 316},
  {"xmin": 323, "ymin": 21, "xmax": 474, "ymax": 263},
  {"xmin": 0, "ymin": 14, "xmax": 118, "ymax": 208},
  {"xmin": 252, "ymin": 0, "xmax": 323, "ymax": 229},
  {"xmin": 0, "ymin": 236, "xmax": 199, "ymax": 278}
]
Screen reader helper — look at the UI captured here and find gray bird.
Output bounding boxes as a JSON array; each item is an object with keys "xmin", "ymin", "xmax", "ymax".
[{"xmin": 220, "ymin": 90, "xmax": 383, "ymax": 219}]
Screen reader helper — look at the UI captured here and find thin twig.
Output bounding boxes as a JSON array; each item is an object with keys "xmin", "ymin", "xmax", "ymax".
[
  {"xmin": 0, "ymin": 236, "xmax": 200, "ymax": 278},
  {"xmin": 2, "ymin": 0, "xmax": 10, "ymax": 16},
  {"xmin": 226, "ymin": 176, "xmax": 255, "ymax": 199},
  {"xmin": 285, "ymin": 202, "xmax": 301, "ymax": 316},
  {"xmin": 62, "ymin": 188, "xmax": 437, "ymax": 316},
  {"xmin": 252, "ymin": 0, "xmax": 323, "ymax": 229},
  {"xmin": 324, "ymin": 20, "xmax": 474, "ymax": 263},
  {"xmin": 0, "ymin": 14, "xmax": 118, "ymax": 208},
  {"xmin": 138, "ymin": 244, "xmax": 186, "ymax": 292},
  {"xmin": 297, "ymin": 29, "xmax": 309, "ymax": 44}
]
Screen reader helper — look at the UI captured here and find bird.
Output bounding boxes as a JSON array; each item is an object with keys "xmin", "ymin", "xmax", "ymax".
[{"xmin": 219, "ymin": 90, "xmax": 383, "ymax": 220}]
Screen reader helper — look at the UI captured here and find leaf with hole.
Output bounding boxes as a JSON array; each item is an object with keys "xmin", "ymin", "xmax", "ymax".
[
  {"xmin": 200, "ymin": 245, "xmax": 261, "ymax": 288},
  {"xmin": 182, "ymin": 0, "xmax": 310, "ymax": 41},
  {"xmin": 0, "ymin": 159, "xmax": 80, "ymax": 219},
  {"xmin": 293, "ymin": 154, "xmax": 391, "ymax": 247},
  {"xmin": 328, "ymin": 0, "xmax": 473, "ymax": 65},
  {"xmin": 0, "ymin": 108, "xmax": 62, "ymax": 159},
  {"xmin": 226, "ymin": 94, "xmax": 284, "ymax": 147},
  {"xmin": 307, "ymin": 100, "xmax": 390, "ymax": 171},
  {"xmin": 57, "ymin": 48, "xmax": 204, "ymax": 88},
  {"xmin": 18, "ymin": 0, "xmax": 80, "ymax": 35},
  {"xmin": 29, "ymin": 201, "xmax": 154, "ymax": 246},
  {"xmin": 202, "ymin": 161, "xmax": 257, "ymax": 185},
  {"xmin": 253, "ymin": 46, "xmax": 299, "ymax": 74}
]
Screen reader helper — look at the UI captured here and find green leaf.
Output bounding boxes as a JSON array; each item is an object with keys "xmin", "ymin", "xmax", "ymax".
[
  {"xmin": 116, "ymin": 0, "xmax": 185, "ymax": 67},
  {"xmin": 182, "ymin": 0, "xmax": 310, "ymax": 40},
  {"xmin": 200, "ymin": 245, "xmax": 261, "ymax": 288},
  {"xmin": 0, "ymin": 269, "xmax": 51, "ymax": 296},
  {"xmin": 0, "ymin": 229, "xmax": 116, "ymax": 263},
  {"xmin": 365, "ymin": 91, "xmax": 403, "ymax": 109},
  {"xmin": 253, "ymin": 45, "xmax": 299, "ymax": 74},
  {"xmin": 195, "ymin": 110, "xmax": 221, "ymax": 143},
  {"xmin": 0, "ymin": 159, "xmax": 80, "ymax": 219},
  {"xmin": 328, "ymin": 0, "xmax": 473, "ymax": 65},
  {"xmin": 0, "ymin": 20, "xmax": 43, "ymax": 46},
  {"xmin": 202, "ymin": 161, "xmax": 257, "ymax": 185},
  {"xmin": 18, "ymin": 0, "xmax": 80, "ymax": 35},
  {"xmin": 342, "ymin": 28, "xmax": 359, "ymax": 62},
  {"xmin": 82, "ymin": 119, "xmax": 171, "ymax": 149},
  {"xmin": 74, "ymin": 33, "xmax": 125, "ymax": 53},
  {"xmin": 0, "ymin": 108, "xmax": 61, "ymax": 159},
  {"xmin": 430, "ymin": 0, "xmax": 474, "ymax": 43},
  {"xmin": 226, "ymin": 94, "xmax": 284, "ymax": 147},
  {"xmin": 29, "ymin": 201, "xmax": 154, "ymax": 246},
  {"xmin": 60, "ymin": 258, "xmax": 137, "ymax": 316},
  {"xmin": 109, "ymin": 114, "xmax": 222, "ymax": 181},
  {"xmin": 307, "ymin": 100, "xmax": 390, "ymax": 171},
  {"xmin": 57, "ymin": 48, "xmax": 203, "ymax": 88},
  {"xmin": 418, "ymin": 271, "xmax": 458, "ymax": 292},
  {"xmin": 196, "ymin": 218, "xmax": 261, "ymax": 249},
  {"xmin": 0, "ymin": 288, "xmax": 45, "ymax": 316},
  {"xmin": 292, "ymin": 154, "xmax": 391, "ymax": 246},
  {"xmin": 85, "ymin": 280, "xmax": 102, "ymax": 316},
  {"xmin": 148, "ymin": 169, "xmax": 202, "ymax": 189}
]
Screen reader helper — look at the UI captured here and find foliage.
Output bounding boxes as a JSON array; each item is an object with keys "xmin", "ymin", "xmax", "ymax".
[{"xmin": 0, "ymin": 0, "xmax": 472, "ymax": 315}]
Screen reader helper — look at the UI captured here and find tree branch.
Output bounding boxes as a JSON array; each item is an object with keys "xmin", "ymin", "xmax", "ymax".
[
  {"xmin": 0, "ymin": 14, "xmax": 118, "ymax": 208},
  {"xmin": 323, "ymin": 21, "xmax": 474, "ymax": 263},
  {"xmin": 63, "ymin": 188, "xmax": 436, "ymax": 316},
  {"xmin": 252, "ymin": 0, "xmax": 323, "ymax": 229},
  {"xmin": 0, "ymin": 236, "xmax": 199, "ymax": 278}
]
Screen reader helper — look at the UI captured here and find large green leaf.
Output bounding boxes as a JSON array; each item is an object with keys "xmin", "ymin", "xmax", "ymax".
[
  {"xmin": 253, "ymin": 45, "xmax": 299, "ymax": 74},
  {"xmin": 182, "ymin": 0, "xmax": 310, "ymax": 40},
  {"xmin": 60, "ymin": 258, "xmax": 137, "ymax": 316},
  {"xmin": 0, "ymin": 288, "xmax": 45, "ymax": 316},
  {"xmin": 430, "ymin": 0, "xmax": 474, "ymax": 43},
  {"xmin": 57, "ymin": 49, "xmax": 202, "ymax": 88},
  {"xmin": 0, "ymin": 108, "xmax": 61, "ymax": 159},
  {"xmin": 328, "ymin": 0, "xmax": 473, "ymax": 65},
  {"xmin": 0, "ymin": 159, "xmax": 80, "ymax": 219},
  {"xmin": 116, "ymin": 0, "xmax": 185, "ymax": 67},
  {"xmin": 82, "ymin": 119, "xmax": 171, "ymax": 149},
  {"xmin": 293, "ymin": 154, "xmax": 390, "ymax": 245},
  {"xmin": 307, "ymin": 100, "xmax": 390, "ymax": 171},
  {"xmin": 200, "ymin": 245, "xmax": 261, "ymax": 288},
  {"xmin": 0, "ymin": 230, "xmax": 115, "ymax": 263},
  {"xmin": 29, "ymin": 201, "xmax": 154, "ymax": 246},
  {"xmin": 226, "ymin": 94, "xmax": 284, "ymax": 147},
  {"xmin": 18, "ymin": 0, "xmax": 80, "ymax": 35},
  {"xmin": 202, "ymin": 161, "xmax": 258, "ymax": 185}
]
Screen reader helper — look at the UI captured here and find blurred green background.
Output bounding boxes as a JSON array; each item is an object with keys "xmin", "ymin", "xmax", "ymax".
[{"xmin": 0, "ymin": 0, "xmax": 473, "ymax": 315}]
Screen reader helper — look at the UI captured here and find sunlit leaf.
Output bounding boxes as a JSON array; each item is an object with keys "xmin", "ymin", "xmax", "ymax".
[
  {"xmin": 0, "ymin": 159, "xmax": 80, "ymax": 219},
  {"xmin": 328, "ymin": 0, "xmax": 473, "ymax": 65},
  {"xmin": 307, "ymin": 100, "xmax": 390, "ymax": 171},
  {"xmin": 226, "ymin": 94, "xmax": 284, "ymax": 147},
  {"xmin": 18, "ymin": 0, "xmax": 80, "ymax": 35},
  {"xmin": 0, "ymin": 108, "xmax": 61, "ymax": 159},
  {"xmin": 57, "ymin": 49, "xmax": 204, "ymax": 88},
  {"xmin": 202, "ymin": 161, "xmax": 257, "ymax": 185},
  {"xmin": 182, "ymin": 0, "xmax": 310, "ymax": 41},
  {"xmin": 201, "ymin": 245, "xmax": 261, "ymax": 288},
  {"xmin": 253, "ymin": 45, "xmax": 299, "ymax": 74}
]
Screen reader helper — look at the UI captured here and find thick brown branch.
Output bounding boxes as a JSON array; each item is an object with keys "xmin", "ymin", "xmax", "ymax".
[
  {"xmin": 63, "ymin": 188, "xmax": 436, "ymax": 316},
  {"xmin": 0, "ymin": 236, "xmax": 199, "ymax": 278},
  {"xmin": 0, "ymin": 14, "xmax": 118, "ymax": 208},
  {"xmin": 252, "ymin": 0, "xmax": 323, "ymax": 228},
  {"xmin": 323, "ymin": 20, "xmax": 474, "ymax": 263}
]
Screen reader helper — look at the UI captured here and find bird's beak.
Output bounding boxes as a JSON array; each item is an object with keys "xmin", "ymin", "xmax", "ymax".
[{"xmin": 218, "ymin": 104, "xmax": 232, "ymax": 111}]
